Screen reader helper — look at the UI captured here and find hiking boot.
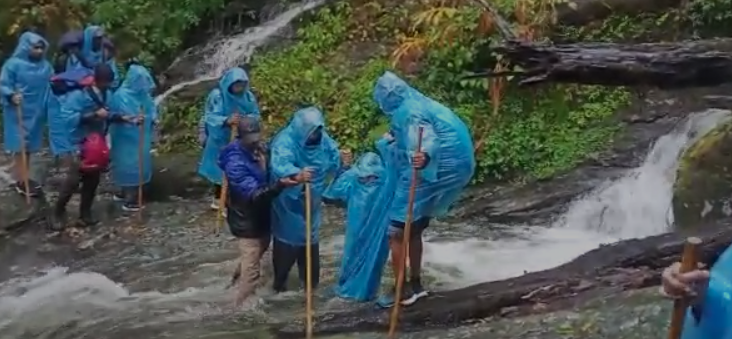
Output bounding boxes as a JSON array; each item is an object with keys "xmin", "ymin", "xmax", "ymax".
[
  {"xmin": 77, "ymin": 214, "xmax": 99, "ymax": 227},
  {"xmin": 122, "ymin": 202, "xmax": 142, "ymax": 212},
  {"xmin": 49, "ymin": 212, "xmax": 68, "ymax": 232},
  {"xmin": 113, "ymin": 192, "xmax": 125, "ymax": 202},
  {"xmin": 409, "ymin": 278, "xmax": 429, "ymax": 302},
  {"xmin": 376, "ymin": 284, "xmax": 414, "ymax": 309},
  {"xmin": 15, "ymin": 180, "xmax": 41, "ymax": 197},
  {"xmin": 210, "ymin": 199, "xmax": 221, "ymax": 211}
]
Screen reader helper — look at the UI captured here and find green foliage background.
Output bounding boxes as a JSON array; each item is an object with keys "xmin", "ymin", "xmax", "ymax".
[{"xmin": 1, "ymin": 0, "xmax": 731, "ymax": 183}]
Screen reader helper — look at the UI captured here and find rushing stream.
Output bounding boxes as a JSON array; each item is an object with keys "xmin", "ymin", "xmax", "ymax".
[{"xmin": 0, "ymin": 109, "xmax": 727, "ymax": 339}]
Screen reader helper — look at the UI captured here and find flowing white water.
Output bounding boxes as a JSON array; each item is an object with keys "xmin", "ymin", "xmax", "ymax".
[
  {"xmin": 0, "ymin": 110, "xmax": 728, "ymax": 338},
  {"xmin": 423, "ymin": 109, "xmax": 731, "ymax": 287},
  {"xmin": 153, "ymin": 0, "xmax": 325, "ymax": 107}
]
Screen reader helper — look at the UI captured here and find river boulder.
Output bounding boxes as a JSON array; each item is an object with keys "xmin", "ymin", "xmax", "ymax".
[{"xmin": 673, "ymin": 116, "xmax": 732, "ymax": 228}]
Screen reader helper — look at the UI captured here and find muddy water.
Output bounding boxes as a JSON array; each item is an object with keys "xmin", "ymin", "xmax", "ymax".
[{"xmin": 0, "ymin": 110, "xmax": 728, "ymax": 339}]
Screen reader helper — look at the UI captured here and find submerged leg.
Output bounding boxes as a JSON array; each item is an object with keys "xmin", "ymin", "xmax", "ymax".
[
  {"xmin": 235, "ymin": 237, "xmax": 267, "ymax": 306},
  {"xmin": 296, "ymin": 242, "xmax": 320, "ymax": 290},
  {"xmin": 376, "ymin": 221, "xmax": 414, "ymax": 308},
  {"xmin": 50, "ymin": 163, "xmax": 82, "ymax": 231},
  {"xmin": 408, "ymin": 217, "xmax": 431, "ymax": 300},
  {"xmin": 272, "ymin": 238, "xmax": 299, "ymax": 293},
  {"xmin": 78, "ymin": 171, "xmax": 101, "ymax": 227}
]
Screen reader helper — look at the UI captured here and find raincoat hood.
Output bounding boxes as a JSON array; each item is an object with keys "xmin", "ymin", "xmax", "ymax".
[
  {"xmin": 12, "ymin": 32, "xmax": 49, "ymax": 61},
  {"xmin": 82, "ymin": 25, "xmax": 104, "ymax": 63},
  {"xmin": 373, "ymin": 71, "xmax": 415, "ymax": 116},
  {"xmin": 119, "ymin": 65, "xmax": 155, "ymax": 98},
  {"xmin": 219, "ymin": 67, "xmax": 250, "ymax": 97},
  {"xmin": 353, "ymin": 152, "xmax": 384, "ymax": 181},
  {"xmin": 289, "ymin": 106, "xmax": 325, "ymax": 147}
]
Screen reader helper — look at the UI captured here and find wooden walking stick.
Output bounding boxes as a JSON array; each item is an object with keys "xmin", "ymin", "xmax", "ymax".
[
  {"xmin": 667, "ymin": 236, "xmax": 702, "ymax": 339},
  {"xmin": 137, "ymin": 110, "xmax": 145, "ymax": 223},
  {"xmin": 15, "ymin": 97, "xmax": 31, "ymax": 205},
  {"xmin": 388, "ymin": 126, "xmax": 424, "ymax": 339},
  {"xmin": 305, "ymin": 182, "xmax": 314, "ymax": 339},
  {"xmin": 215, "ymin": 124, "xmax": 238, "ymax": 231}
]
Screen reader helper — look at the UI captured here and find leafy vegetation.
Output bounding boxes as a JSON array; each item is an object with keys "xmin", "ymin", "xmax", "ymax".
[{"xmin": 1, "ymin": 0, "xmax": 731, "ymax": 182}]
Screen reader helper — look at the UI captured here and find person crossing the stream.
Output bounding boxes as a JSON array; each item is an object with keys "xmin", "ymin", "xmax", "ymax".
[
  {"xmin": 108, "ymin": 62, "xmax": 157, "ymax": 212},
  {"xmin": 49, "ymin": 64, "xmax": 135, "ymax": 230},
  {"xmin": 322, "ymin": 136, "xmax": 396, "ymax": 302},
  {"xmin": 373, "ymin": 71, "xmax": 476, "ymax": 308},
  {"xmin": 1, "ymin": 31, "xmax": 54, "ymax": 198},
  {"xmin": 219, "ymin": 116, "xmax": 302, "ymax": 306},
  {"xmin": 269, "ymin": 106, "xmax": 352, "ymax": 293},
  {"xmin": 198, "ymin": 67, "xmax": 260, "ymax": 215}
]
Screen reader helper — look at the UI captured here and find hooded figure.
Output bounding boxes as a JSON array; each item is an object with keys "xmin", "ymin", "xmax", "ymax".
[
  {"xmin": 47, "ymin": 67, "xmax": 93, "ymax": 158},
  {"xmin": 269, "ymin": 106, "xmax": 344, "ymax": 292},
  {"xmin": 198, "ymin": 67, "xmax": 260, "ymax": 211},
  {"xmin": 323, "ymin": 139, "xmax": 397, "ymax": 301},
  {"xmin": 78, "ymin": 26, "xmax": 119, "ymax": 90},
  {"xmin": 1, "ymin": 31, "xmax": 53, "ymax": 197},
  {"xmin": 372, "ymin": 71, "xmax": 475, "ymax": 307},
  {"xmin": 109, "ymin": 64, "xmax": 157, "ymax": 212},
  {"xmin": 55, "ymin": 30, "xmax": 85, "ymax": 73},
  {"xmin": 51, "ymin": 63, "xmax": 125, "ymax": 230}
]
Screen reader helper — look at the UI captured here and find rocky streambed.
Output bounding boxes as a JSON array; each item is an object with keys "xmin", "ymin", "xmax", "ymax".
[{"xmin": 3, "ymin": 85, "xmax": 732, "ymax": 339}]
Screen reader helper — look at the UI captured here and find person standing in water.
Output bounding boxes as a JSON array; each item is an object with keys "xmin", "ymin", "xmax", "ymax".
[
  {"xmin": 269, "ymin": 106, "xmax": 351, "ymax": 293},
  {"xmin": 1, "ymin": 31, "xmax": 54, "ymax": 198},
  {"xmin": 219, "ymin": 116, "xmax": 302, "ymax": 306},
  {"xmin": 372, "ymin": 71, "xmax": 476, "ymax": 308},
  {"xmin": 323, "ymin": 135, "xmax": 397, "ymax": 301},
  {"xmin": 50, "ymin": 64, "xmax": 133, "ymax": 230},
  {"xmin": 109, "ymin": 63, "xmax": 157, "ymax": 212},
  {"xmin": 198, "ymin": 67, "xmax": 260, "ymax": 213}
]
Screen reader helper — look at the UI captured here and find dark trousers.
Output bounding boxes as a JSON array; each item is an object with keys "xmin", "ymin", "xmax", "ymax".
[
  {"xmin": 55, "ymin": 164, "xmax": 101, "ymax": 217},
  {"xmin": 272, "ymin": 238, "xmax": 320, "ymax": 292}
]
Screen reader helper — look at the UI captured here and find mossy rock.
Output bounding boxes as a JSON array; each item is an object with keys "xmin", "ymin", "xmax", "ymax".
[{"xmin": 673, "ymin": 120, "xmax": 732, "ymax": 228}]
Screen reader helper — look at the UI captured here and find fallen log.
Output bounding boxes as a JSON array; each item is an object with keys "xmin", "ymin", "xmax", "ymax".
[
  {"xmin": 273, "ymin": 223, "xmax": 732, "ymax": 338},
  {"xmin": 467, "ymin": 39, "xmax": 732, "ymax": 88}
]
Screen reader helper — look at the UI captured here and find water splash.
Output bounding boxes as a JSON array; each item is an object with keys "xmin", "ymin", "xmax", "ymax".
[
  {"xmin": 423, "ymin": 109, "xmax": 731, "ymax": 288},
  {"xmin": 154, "ymin": 0, "xmax": 325, "ymax": 107}
]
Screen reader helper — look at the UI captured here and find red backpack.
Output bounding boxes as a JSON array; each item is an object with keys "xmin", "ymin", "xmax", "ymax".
[{"xmin": 79, "ymin": 132, "xmax": 110, "ymax": 173}]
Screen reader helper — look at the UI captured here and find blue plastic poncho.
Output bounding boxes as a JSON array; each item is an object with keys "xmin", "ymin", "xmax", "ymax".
[
  {"xmin": 1, "ymin": 32, "xmax": 53, "ymax": 154},
  {"xmin": 681, "ymin": 245, "xmax": 732, "ymax": 339},
  {"xmin": 63, "ymin": 85, "xmax": 114, "ymax": 146},
  {"xmin": 324, "ymin": 139, "xmax": 397, "ymax": 301},
  {"xmin": 48, "ymin": 91, "xmax": 74, "ymax": 156},
  {"xmin": 270, "ymin": 106, "xmax": 341, "ymax": 246},
  {"xmin": 80, "ymin": 26, "xmax": 119, "ymax": 90},
  {"xmin": 198, "ymin": 67, "xmax": 260, "ymax": 185},
  {"xmin": 373, "ymin": 71, "xmax": 475, "ymax": 222},
  {"xmin": 108, "ymin": 65, "xmax": 156, "ymax": 187}
]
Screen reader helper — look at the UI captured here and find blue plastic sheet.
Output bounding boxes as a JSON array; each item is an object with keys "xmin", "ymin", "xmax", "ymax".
[
  {"xmin": 681, "ymin": 245, "xmax": 732, "ymax": 339},
  {"xmin": 198, "ymin": 67, "xmax": 260, "ymax": 185},
  {"xmin": 373, "ymin": 71, "xmax": 476, "ymax": 222},
  {"xmin": 1, "ymin": 32, "xmax": 53, "ymax": 153},
  {"xmin": 270, "ymin": 106, "xmax": 342, "ymax": 246},
  {"xmin": 324, "ymin": 138, "xmax": 397, "ymax": 301},
  {"xmin": 108, "ymin": 65, "xmax": 156, "ymax": 187}
]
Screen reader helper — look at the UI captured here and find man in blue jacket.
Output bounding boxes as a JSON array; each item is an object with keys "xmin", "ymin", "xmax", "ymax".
[{"xmin": 218, "ymin": 116, "xmax": 302, "ymax": 306}]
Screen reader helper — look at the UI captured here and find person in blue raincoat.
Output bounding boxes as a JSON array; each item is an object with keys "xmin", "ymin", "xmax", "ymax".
[
  {"xmin": 50, "ymin": 64, "xmax": 132, "ymax": 230},
  {"xmin": 198, "ymin": 67, "xmax": 260, "ymax": 212},
  {"xmin": 1, "ymin": 31, "xmax": 53, "ymax": 198},
  {"xmin": 48, "ymin": 67, "xmax": 94, "ymax": 164},
  {"xmin": 661, "ymin": 245, "xmax": 732, "ymax": 339},
  {"xmin": 269, "ymin": 106, "xmax": 350, "ymax": 293},
  {"xmin": 372, "ymin": 71, "xmax": 476, "ymax": 308},
  {"xmin": 323, "ymin": 136, "xmax": 397, "ymax": 302},
  {"xmin": 108, "ymin": 63, "xmax": 156, "ymax": 212}
]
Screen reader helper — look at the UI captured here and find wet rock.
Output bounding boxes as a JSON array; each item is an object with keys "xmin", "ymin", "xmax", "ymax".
[
  {"xmin": 274, "ymin": 224, "xmax": 732, "ymax": 337},
  {"xmin": 454, "ymin": 86, "xmax": 732, "ymax": 224},
  {"xmin": 673, "ymin": 117, "xmax": 732, "ymax": 228}
]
